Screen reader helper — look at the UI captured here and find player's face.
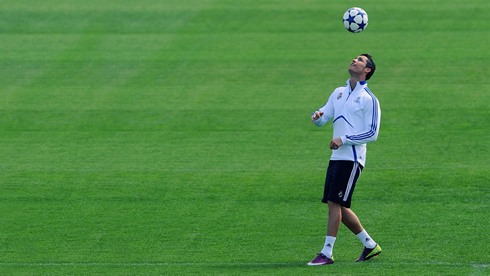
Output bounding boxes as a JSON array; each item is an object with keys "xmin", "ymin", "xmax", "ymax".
[{"xmin": 348, "ymin": 56, "xmax": 370, "ymax": 75}]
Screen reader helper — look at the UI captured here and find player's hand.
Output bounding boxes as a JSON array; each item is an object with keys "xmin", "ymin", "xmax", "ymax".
[
  {"xmin": 329, "ymin": 138, "xmax": 343, "ymax": 150},
  {"xmin": 311, "ymin": 112, "xmax": 324, "ymax": 124}
]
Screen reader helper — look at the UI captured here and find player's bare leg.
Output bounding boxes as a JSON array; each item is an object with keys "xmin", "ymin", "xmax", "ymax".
[
  {"xmin": 327, "ymin": 201, "xmax": 342, "ymax": 237},
  {"xmin": 307, "ymin": 201, "xmax": 342, "ymax": 266},
  {"xmin": 341, "ymin": 207, "xmax": 363, "ymax": 235},
  {"xmin": 341, "ymin": 206, "xmax": 382, "ymax": 261}
]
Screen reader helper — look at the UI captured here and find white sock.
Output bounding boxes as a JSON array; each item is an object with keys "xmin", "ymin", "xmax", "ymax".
[
  {"xmin": 320, "ymin": 236, "xmax": 336, "ymax": 258},
  {"xmin": 356, "ymin": 230, "xmax": 376, "ymax": 249}
]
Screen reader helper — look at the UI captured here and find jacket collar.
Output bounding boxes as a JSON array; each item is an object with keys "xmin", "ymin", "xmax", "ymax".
[{"xmin": 346, "ymin": 79, "xmax": 367, "ymax": 93}]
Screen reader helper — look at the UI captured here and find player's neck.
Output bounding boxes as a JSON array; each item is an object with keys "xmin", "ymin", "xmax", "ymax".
[{"xmin": 349, "ymin": 75, "xmax": 366, "ymax": 91}]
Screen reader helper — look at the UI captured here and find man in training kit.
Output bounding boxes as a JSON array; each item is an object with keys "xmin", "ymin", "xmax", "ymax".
[{"xmin": 307, "ymin": 54, "xmax": 382, "ymax": 266}]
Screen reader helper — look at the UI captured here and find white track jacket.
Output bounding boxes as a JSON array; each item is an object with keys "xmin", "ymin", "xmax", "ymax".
[{"xmin": 312, "ymin": 79, "xmax": 381, "ymax": 167}]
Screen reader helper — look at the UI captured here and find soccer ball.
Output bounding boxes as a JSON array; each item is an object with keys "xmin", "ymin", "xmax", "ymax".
[{"xmin": 343, "ymin": 7, "xmax": 368, "ymax": 33}]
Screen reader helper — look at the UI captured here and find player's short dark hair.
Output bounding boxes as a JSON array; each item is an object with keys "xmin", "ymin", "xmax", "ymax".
[{"xmin": 361, "ymin": 54, "xmax": 376, "ymax": 80}]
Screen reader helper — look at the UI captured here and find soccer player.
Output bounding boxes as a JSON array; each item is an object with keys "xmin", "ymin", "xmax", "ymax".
[{"xmin": 307, "ymin": 54, "xmax": 382, "ymax": 266}]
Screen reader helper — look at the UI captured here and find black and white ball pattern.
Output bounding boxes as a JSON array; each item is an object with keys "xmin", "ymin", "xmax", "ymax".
[{"xmin": 343, "ymin": 7, "xmax": 368, "ymax": 33}]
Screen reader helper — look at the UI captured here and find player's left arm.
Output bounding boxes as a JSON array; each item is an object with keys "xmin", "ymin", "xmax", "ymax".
[{"xmin": 341, "ymin": 95, "xmax": 381, "ymax": 146}]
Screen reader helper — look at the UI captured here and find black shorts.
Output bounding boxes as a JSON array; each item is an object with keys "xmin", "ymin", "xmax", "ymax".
[{"xmin": 322, "ymin": 160, "xmax": 363, "ymax": 208}]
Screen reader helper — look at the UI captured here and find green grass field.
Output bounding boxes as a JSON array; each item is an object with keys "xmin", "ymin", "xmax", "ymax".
[{"xmin": 0, "ymin": 0, "xmax": 489, "ymax": 275}]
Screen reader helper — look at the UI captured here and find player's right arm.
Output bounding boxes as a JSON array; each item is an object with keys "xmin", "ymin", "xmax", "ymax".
[{"xmin": 311, "ymin": 96, "xmax": 334, "ymax": 126}]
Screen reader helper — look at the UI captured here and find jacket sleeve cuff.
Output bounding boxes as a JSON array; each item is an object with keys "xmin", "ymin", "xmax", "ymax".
[{"xmin": 341, "ymin": 136, "xmax": 348, "ymax": 145}]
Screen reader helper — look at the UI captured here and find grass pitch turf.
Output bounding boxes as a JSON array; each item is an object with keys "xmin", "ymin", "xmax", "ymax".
[{"xmin": 0, "ymin": 0, "xmax": 489, "ymax": 275}]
